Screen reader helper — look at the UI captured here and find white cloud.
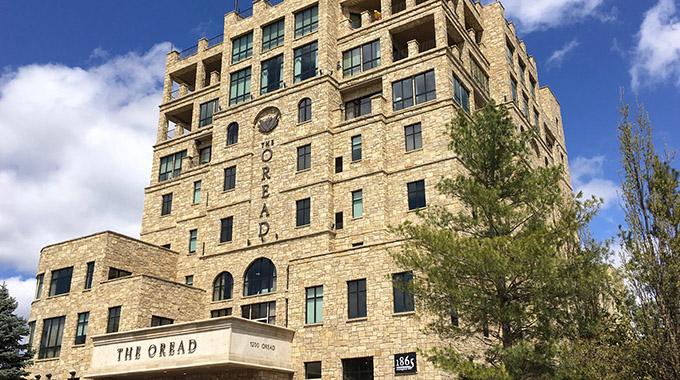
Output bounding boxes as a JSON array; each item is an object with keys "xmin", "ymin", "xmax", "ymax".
[
  {"xmin": 570, "ymin": 156, "xmax": 619, "ymax": 209},
  {"xmin": 482, "ymin": 0, "xmax": 606, "ymax": 32},
  {"xmin": 630, "ymin": 0, "xmax": 680, "ymax": 90},
  {"xmin": 1, "ymin": 277, "xmax": 35, "ymax": 320},
  {"xmin": 547, "ymin": 39, "xmax": 580, "ymax": 67},
  {"xmin": 0, "ymin": 43, "xmax": 168, "ymax": 276}
]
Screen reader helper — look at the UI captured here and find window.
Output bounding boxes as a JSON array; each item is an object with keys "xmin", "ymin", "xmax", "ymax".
[
  {"xmin": 348, "ymin": 279, "xmax": 367, "ymax": 319},
  {"xmin": 407, "ymin": 180, "xmax": 426, "ymax": 210},
  {"xmin": 343, "ymin": 357, "xmax": 373, "ymax": 380},
  {"xmin": 352, "ymin": 190, "xmax": 363, "ymax": 218},
  {"xmin": 534, "ymin": 110, "xmax": 539, "ymax": 128},
  {"xmin": 199, "ymin": 99, "xmax": 219, "ymax": 127},
  {"xmin": 189, "ymin": 229, "xmax": 197, "ymax": 253},
  {"xmin": 506, "ymin": 43, "xmax": 514, "ymax": 66},
  {"xmin": 470, "ymin": 57, "xmax": 490, "ymax": 95},
  {"xmin": 49, "ymin": 267, "xmax": 73, "ymax": 296},
  {"xmin": 241, "ymin": 301, "xmax": 276, "ymax": 324},
  {"xmin": 295, "ymin": 5, "xmax": 318, "ymax": 38},
  {"xmin": 220, "ymin": 217, "xmax": 233, "ymax": 243},
  {"xmin": 414, "ymin": 70, "xmax": 436, "ymax": 104},
  {"xmin": 84, "ymin": 262, "xmax": 94, "ymax": 290},
  {"xmin": 298, "ymin": 98, "xmax": 312, "ymax": 123},
  {"xmin": 193, "ymin": 181, "xmax": 201, "ymax": 204},
  {"xmin": 404, "ymin": 123, "xmax": 422, "ymax": 152},
  {"xmin": 232, "ymin": 32, "xmax": 253, "ymax": 63},
  {"xmin": 391, "ymin": 77, "xmax": 413, "ymax": 111},
  {"xmin": 530, "ymin": 78, "xmax": 536, "ymax": 98},
  {"xmin": 244, "ymin": 258, "xmax": 277, "ymax": 296},
  {"xmin": 294, "ymin": 42, "xmax": 318, "ymax": 83},
  {"xmin": 28, "ymin": 321, "xmax": 35, "ymax": 348},
  {"xmin": 351, "ymin": 135, "xmax": 362, "ymax": 161},
  {"xmin": 335, "ymin": 212, "xmax": 344, "ymax": 229},
  {"xmin": 39, "ymin": 316, "xmax": 65, "ymax": 359},
  {"xmin": 185, "ymin": 275, "xmax": 194, "ymax": 286},
  {"xmin": 297, "ymin": 144, "xmax": 311, "ymax": 171},
  {"xmin": 305, "ymin": 361, "xmax": 322, "ymax": 379},
  {"xmin": 297, "ymin": 198, "xmax": 311, "ymax": 227},
  {"xmin": 151, "ymin": 316, "xmax": 174, "ymax": 327},
  {"xmin": 107, "ymin": 306, "xmax": 121, "ymax": 333},
  {"xmin": 343, "ymin": 40, "xmax": 380, "ymax": 78},
  {"xmin": 306, "ymin": 286, "xmax": 323, "ymax": 324},
  {"xmin": 345, "ymin": 94, "xmax": 375, "ymax": 120},
  {"xmin": 343, "ymin": 47, "xmax": 361, "ymax": 77},
  {"xmin": 350, "ymin": 12, "xmax": 361, "ymax": 29},
  {"xmin": 75, "ymin": 312, "xmax": 89, "ymax": 344},
  {"xmin": 227, "ymin": 122, "xmax": 239, "ymax": 145},
  {"xmin": 362, "ymin": 40, "xmax": 381, "ymax": 71},
  {"xmin": 335, "ymin": 157, "xmax": 343, "ymax": 173},
  {"xmin": 523, "ymin": 95, "xmax": 529, "ymax": 118},
  {"xmin": 453, "ymin": 74, "xmax": 470, "ymax": 112},
  {"xmin": 262, "ymin": 19, "xmax": 285, "ymax": 51},
  {"xmin": 224, "ymin": 166, "xmax": 236, "ymax": 191},
  {"xmin": 161, "ymin": 193, "xmax": 172, "ymax": 215},
  {"xmin": 211, "ymin": 308, "xmax": 232, "ymax": 318},
  {"xmin": 199, "ymin": 146, "xmax": 211, "ymax": 164},
  {"xmin": 519, "ymin": 62, "xmax": 525, "ymax": 83},
  {"xmin": 393, "ymin": 272, "xmax": 414, "ymax": 313},
  {"xmin": 35, "ymin": 274, "xmax": 43, "ymax": 299},
  {"xmin": 229, "ymin": 67, "xmax": 251, "ymax": 105},
  {"xmin": 261, "ymin": 54, "xmax": 284, "ymax": 94},
  {"xmin": 108, "ymin": 267, "xmax": 131, "ymax": 280},
  {"xmin": 213, "ymin": 272, "xmax": 234, "ymax": 301},
  {"xmin": 511, "ymin": 78, "xmax": 517, "ymax": 104},
  {"xmin": 159, "ymin": 150, "xmax": 187, "ymax": 182}
]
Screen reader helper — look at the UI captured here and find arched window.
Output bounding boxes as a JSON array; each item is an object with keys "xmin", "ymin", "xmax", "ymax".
[
  {"xmin": 212, "ymin": 272, "xmax": 234, "ymax": 301},
  {"xmin": 298, "ymin": 98, "xmax": 312, "ymax": 123},
  {"xmin": 244, "ymin": 258, "xmax": 276, "ymax": 296},
  {"xmin": 227, "ymin": 122, "xmax": 239, "ymax": 146}
]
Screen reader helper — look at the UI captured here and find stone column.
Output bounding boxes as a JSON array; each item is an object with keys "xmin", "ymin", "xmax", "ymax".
[{"xmin": 407, "ymin": 39, "xmax": 420, "ymax": 57}]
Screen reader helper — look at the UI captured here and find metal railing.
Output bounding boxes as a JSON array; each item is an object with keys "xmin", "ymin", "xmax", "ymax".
[
  {"xmin": 170, "ymin": 88, "xmax": 179, "ymax": 100},
  {"xmin": 179, "ymin": 45, "xmax": 198, "ymax": 59},
  {"xmin": 236, "ymin": 7, "xmax": 253, "ymax": 18},
  {"xmin": 265, "ymin": 0, "xmax": 284, "ymax": 5},
  {"xmin": 418, "ymin": 39, "xmax": 436, "ymax": 52},
  {"xmin": 393, "ymin": 48, "xmax": 408, "ymax": 62},
  {"xmin": 207, "ymin": 34, "xmax": 223, "ymax": 48},
  {"xmin": 392, "ymin": 0, "xmax": 406, "ymax": 13}
]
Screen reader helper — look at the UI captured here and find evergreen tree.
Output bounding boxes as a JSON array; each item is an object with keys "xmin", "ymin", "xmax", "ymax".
[
  {"xmin": 618, "ymin": 97, "xmax": 680, "ymax": 380},
  {"xmin": 391, "ymin": 101, "xmax": 613, "ymax": 379},
  {"xmin": 0, "ymin": 283, "xmax": 33, "ymax": 380}
]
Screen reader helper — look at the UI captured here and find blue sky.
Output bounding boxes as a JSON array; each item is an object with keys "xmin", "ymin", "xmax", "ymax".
[{"xmin": 1, "ymin": 0, "xmax": 679, "ymax": 318}]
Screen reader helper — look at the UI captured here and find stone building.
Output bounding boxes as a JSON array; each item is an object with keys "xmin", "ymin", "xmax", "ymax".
[{"xmin": 26, "ymin": 0, "xmax": 571, "ymax": 379}]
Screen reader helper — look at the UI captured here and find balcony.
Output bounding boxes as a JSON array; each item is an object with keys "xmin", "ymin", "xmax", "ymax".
[
  {"xmin": 391, "ymin": 15, "xmax": 436, "ymax": 62},
  {"xmin": 342, "ymin": 0, "xmax": 382, "ymax": 30}
]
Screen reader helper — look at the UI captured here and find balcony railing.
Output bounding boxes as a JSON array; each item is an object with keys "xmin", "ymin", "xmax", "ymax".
[
  {"xmin": 207, "ymin": 34, "xmax": 224, "ymax": 48},
  {"xmin": 392, "ymin": 0, "xmax": 406, "ymax": 13},
  {"xmin": 237, "ymin": 7, "xmax": 253, "ymax": 18},
  {"xmin": 418, "ymin": 39, "xmax": 436, "ymax": 52},
  {"xmin": 179, "ymin": 45, "xmax": 198, "ymax": 59},
  {"xmin": 393, "ymin": 48, "xmax": 408, "ymax": 62},
  {"xmin": 265, "ymin": 0, "xmax": 284, "ymax": 5}
]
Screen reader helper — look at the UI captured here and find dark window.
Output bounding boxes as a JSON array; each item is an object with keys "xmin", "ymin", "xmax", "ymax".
[
  {"xmin": 348, "ymin": 279, "xmax": 367, "ymax": 319},
  {"xmin": 193, "ymin": 181, "xmax": 201, "ymax": 204},
  {"xmin": 199, "ymin": 146, "xmax": 211, "ymax": 164},
  {"xmin": 335, "ymin": 212, "xmax": 343, "ymax": 229},
  {"xmin": 351, "ymin": 135, "xmax": 362, "ymax": 161},
  {"xmin": 392, "ymin": 70, "xmax": 436, "ymax": 111},
  {"xmin": 511, "ymin": 78, "xmax": 517, "ymax": 104},
  {"xmin": 262, "ymin": 19, "xmax": 285, "ymax": 51},
  {"xmin": 404, "ymin": 123, "xmax": 422, "ymax": 152},
  {"xmin": 306, "ymin": 286, "xmax": 323, "ymax": 324},
  {"xmin": 229, "ymin": 67, "xmax": 252, "ymax": 105},
  {"xmin": 213, "ymin": 272, "xmax": 234, "ymax": 301},
  {"xmin": 199, "ymin": 99, "xmax": 219, "ymax": 127},
  {"xmin": 352, "ymin": 190, "xmax": 363, "ymax": 218},
  {"xmin": 294, "ymin": 5, "xmax": 318, "ymax": 38},
  {"xmin": 28, "ymin": 321, "xmax": 35, "ymax": 348},
  {"xmin": 453, "ymin": 74, "xmax": 470, "ymax": 112},
  {"xmin": 49, "ymin": 267, "xmax": 73, "ymax": 296},
  {"xmin": 407, "ymin": 180, "xmax": 426, "ymax": 210},
  {"xmin": 241, "ymin": 301, "xmax": 276, "ymax": 324},
  {"xmin": 161, "ymin": 193, "xmax": 172, "ymax": 215},
  {"xmin": 350, "ymin": 12, "xmax": 361, "ymax": 29},
  {"xmin": 335, "ymin": 157, "xmax": 343, "ymax": 173},
  {"xmin": 297, "ymin": 144, "xmax": 311, "ymax": 171},
  {"xmin": 298, "ymin": 98, "xmax": 312, "ymax": 123},
  {"xmin": 342, "ymin": 47, "xmax": 361, "ymax": 77},
  {"xmin": 523, "ymin": 95, "xmax": 529, "ymax": 117},
  {"xmin": 189, "ymin": 229, "xmax": 197, "ymax": 253},
  {"xmin": 294, "ymin": 42, "xmax": 318, "ymax": 83},
  {"xmin": 232, "ymin": 32, "xmax": 253, "ymax": 63},
  {"xmin": 211, "ymin": 308, "xmax": 232, "ymax": 318},
  {"xmin": 392, "ymin": 77, "xmax": 413, "ymax": 111},
  {"xmin": 185, "ymin": 275, "xmax": 194, "ymax": 286},
  {"xmin": 345, "ymin": 94, "xmax": 374, "ymax": 120},
  {"xmin": 151, "ymin": 316, "xmax": 174, "ymax": 327},
  {"xmin": 352, "ymin": 241, "xmax": 364, "ymax": 247},
  {"xmin": 75, "ymin": 312, "xmax": 89, "ymax": 344},
  {"xmin": 106, "ymin": 306, "xmax": 121, "ymax": 333},
  {"xmin": 362, "ymin": 40, "xmax": 380, "ymax": 70},
  {"xmin": 220, "ymin": 217, "xmax": 233, "ymax": 243},
  {"xmin": 227, "ymin": 122, "xmax": 239, "ymax": 145},
  {"xmin": 305, "ymin": 361, "xmax": 322, "ymax": 379},
  {"xmin": 244, "ymin": 258, "xmax": 277, "ymax": 296},
  {"xmin": 343, "ymin": 357, "xmax": 373, "ymax": 380},
  {"xmin": 35, "ymin": 274, "xmax": 44, "ymax": 299},
  {"xmin": 84, "ymin": 262, "xmax": 95, "ymax": 290},
  {"xmin": 343, "ymin": 40, "xmax": 380, "ymax": 77},
  {"xmin": 393, "ymin": 272, "xmax": 414, "ymax": 313},
  {"xmin": 39, "ymin": 316, "xmax": 65, "ymax": 359},
  {"xmin": 108, "ymin": 267, "xmax": 131, "ymax": 280},
  {"xmin": 297, "ymin": 198, "xmax": 311, "ymax": 227},
  {"xmin": 158, "ymin": 150, "xmax": 187, "ymax": 182},
  {"xmin": 414, "ymin": 70, "xmax": 436, "ymax": 104},
  {"xmin": 224, "ymin": 166, "xmax": 236, "ymax": 191},
  {"xmin": 261, "ymin": 54, "xmax": 284, "ymax": 94}
]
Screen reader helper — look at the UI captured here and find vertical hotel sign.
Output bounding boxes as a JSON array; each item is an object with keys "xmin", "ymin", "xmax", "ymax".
[{"xmin": 256, "ymin": 107, "xmax": 280, "ymax": 243}]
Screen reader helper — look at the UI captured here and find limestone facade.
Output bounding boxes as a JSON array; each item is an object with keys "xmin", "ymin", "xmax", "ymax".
[{"xmin": 27, "ymin": 0, "xmax": 571, "ymax": 379}]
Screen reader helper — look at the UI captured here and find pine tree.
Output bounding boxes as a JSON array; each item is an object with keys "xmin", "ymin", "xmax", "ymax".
[
  {"xmin": 391, "ymin": 101, "xmax": 613, "ymax": 379},
  {"xmin": 0, "ymin": 283, "xmax": 33, "ymax": 380}
]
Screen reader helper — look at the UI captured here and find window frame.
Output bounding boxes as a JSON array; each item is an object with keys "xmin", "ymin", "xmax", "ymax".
[
  {"xmin": 306, "ymin": 285, "xmax": 323, "ymax": 324},
  {"xmin": 342, "ymin": 46, "xmax": 361, "ymax": 78},
  {"xmin": 347, "ymin": 279, "xmax": 367, "ymax": 319},
  {"xmin": 404, "ymin": 123, "xmax": 422, "ymax": 152},
  {"xmin": 106, "ymin": 306, "xmax": 121, "ymax": 333},
  {"xmin": 224, "ymin": 166, "xmax": 237, "ymax": 191},
  {"xmin": 49, "ymin": 267, "xmax": 73, "ymax": 296},
  {"xmin": 189, "ymin": 229, "xmax": 198, "ymax": 253},
  {"xmin": 231, "ymin": 32, "xmax": 253, "ymax": 63},
  {"xmin": 243, "ymin": 258, "xmax": 277, "ymax": 296},
  {"xmin": 193, "ymin": 181, "xmax": 202, "ymax": 204},
  {"xmin": 84, "ymin": 262, "xmax": 95, "ymax": 290},
  {"xmin": 158, "ymin": 150, "xmax": 187, "ymax": 182},
  {"xmin": 260, "ymin": 54, "xmax": 284, "ymax": 94},
  {"xmin": 342, "ymin": 357, "xmax": 374, "ymax": 380},
  {"xmin": 199, "ymin": 99, "xmax": 219, "ymax": 127},
  {"xmin": 453, "ymin": 74, "xmax": 470, "ymax": 113},
  {"xmin": 294, "ymin": 41, "xmax": 318, "ymax": 83},
  {"xmin": 297, "ymin": 144, "xmax": 311, "ymax": 171},
  {"xmin": 227, "ymin": 122, "xmax": 239, "ymax": 146},
  {"xmin": 211, "ymin": 308, "xmax": 233, "ymax": 318},
  {"xmin": 294, "ymin": 5, "xmax": 319, "ymax": 38},
  {"xmin": 351, "ymin": 135, "xmax": 362, "ymax": 161},
  {"xmin": 39, "ymin": 316, "xmax": 65, "ymax": 359},
  {"xmin": 407, "ymin": 180, "xmax": 426, "ymax": 210},
  {"xmin": 393, "ymin": 272, "xmax": 415, "ymax": 313},
  {"xmin": 212, "ymin": 271, "xmax": 234, "ymax": 301},
  {"xmin": 151, "ymin": 316, "xmax": 174, "ymax": 327},
  {"xmin": 35, "ymin": 273, "xmax": 44, "ymax": 299},
  {"xmin": 199, "ymin": 146, "xmax": 212, "ymax": 164},
  {"xmin": 352, "ymin": 190, "xmax": 363, "ymax": 218},
  {"xmin": 262, "ymin": 19, "xmax": 285, "ymax": 51},
  {"xmin": 296, "ymin": 198, "xmax": 311, "ymax": 227},
  {"xmin": 108, "ymin": 267, "xmax": 131, "ymax": 280},
  {"xmin": 241, "ymin": 301, "xmax": 276, "ymax": 324},
  {"xmin": 161, "ymin": 193, "xmax": 172, "ymax": 216},
  {"xmin": 75, "ymin": 311, "xmax": 89, "ymax": 345},
  {"xmin": 298, "ymin": 98, "xmax": 312, "ymax": 123},
  {"xmin": 220, "ymin": 216, "xmax": 233, "ymax": 243},
  {"xmin": 229, "ymin": 67, "xmax": 252, "ymax": 105}
]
